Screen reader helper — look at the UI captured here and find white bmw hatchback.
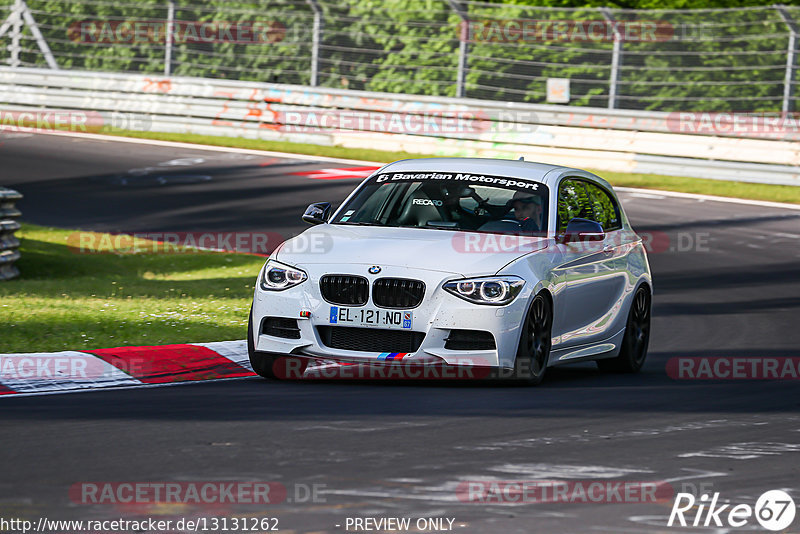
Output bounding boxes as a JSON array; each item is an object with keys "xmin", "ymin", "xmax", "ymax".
[{"xmin": 249, "ymin": 158, "xmax": 652, "ymax": 384}]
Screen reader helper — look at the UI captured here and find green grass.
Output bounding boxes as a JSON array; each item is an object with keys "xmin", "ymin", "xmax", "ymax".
[
  {"xmin": 0, "ymin": 224, "xmax": 265, "ymax": 353},
  {"xmin": 107, "ymin": 129, "xmax": 800, "ymax": 205}
]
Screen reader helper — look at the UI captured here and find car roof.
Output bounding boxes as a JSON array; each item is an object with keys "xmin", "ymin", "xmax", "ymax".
[{"xmin": 379, "ymin": 157, "xmax": 601, "ymax": 190}]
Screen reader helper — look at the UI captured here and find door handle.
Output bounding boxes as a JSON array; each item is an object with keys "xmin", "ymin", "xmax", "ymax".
[{"xmin": 602, "ymin": 245, "xmax": 615, "ymax": 255}]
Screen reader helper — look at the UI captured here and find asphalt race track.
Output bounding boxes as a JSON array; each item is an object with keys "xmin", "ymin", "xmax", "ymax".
[{"xmin": 2, "ymin": 132, "xmax": 800, "ymax": 533}]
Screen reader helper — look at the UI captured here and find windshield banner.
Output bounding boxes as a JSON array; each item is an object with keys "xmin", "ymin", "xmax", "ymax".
[{"xmin": 374, "ymin": 172, "xmax": 542, "ymax": 191}]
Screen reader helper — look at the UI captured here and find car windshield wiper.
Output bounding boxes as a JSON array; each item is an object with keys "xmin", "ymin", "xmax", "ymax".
[
  {"xmin": 380, "ymin": 223, "xmax": 461, "ymax": 232},
  {"xmin": 334, "ymin": 221, "xmax": 385, "ymax": 227},
  {"xmin": 335, "ymin": 221, "xmax": 463, "ymax": 231},
  {"xmin": 426, "ymin": 221, "xmax": 459, "ymax": 229}
]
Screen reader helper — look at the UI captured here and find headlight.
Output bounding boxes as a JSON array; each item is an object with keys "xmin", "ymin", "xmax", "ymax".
[
  {"xmin": 443, "ymin": 276, "xmax": 525, "ymax": 306},
  {"xmin": 260, "ymin": 259, "xmax": 307, "ymax": 291}
]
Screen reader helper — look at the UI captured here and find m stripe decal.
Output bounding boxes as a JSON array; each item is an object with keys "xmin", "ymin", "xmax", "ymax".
[{"xmin": 377, "ymin": 353, "xmax": 409, "ymax": 361}]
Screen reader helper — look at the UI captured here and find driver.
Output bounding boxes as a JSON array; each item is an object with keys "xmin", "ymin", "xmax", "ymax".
[{"xmin": 506, "ymin": 191, "xmax": 544, "ymax": 233}]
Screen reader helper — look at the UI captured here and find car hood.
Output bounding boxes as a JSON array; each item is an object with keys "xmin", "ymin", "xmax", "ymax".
[{"xmin": 274, "ymin": 224, "xmax": 549, "ymax": 276}]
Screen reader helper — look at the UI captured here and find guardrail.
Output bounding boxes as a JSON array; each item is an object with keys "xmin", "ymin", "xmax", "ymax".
[
  {"xmin": 0, "ymin": 187, "xmax": 22, "ymax": 281},
  {"xmin": 2, "ymin": 0, "xmax": 799, "ymax": 113},
  {"xmin": 0, "ymin": 67, "xmax": 798, "ymax": 186}
]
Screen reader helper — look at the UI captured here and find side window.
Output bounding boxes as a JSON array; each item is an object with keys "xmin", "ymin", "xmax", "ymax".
[
  {"xmin": 557, "ymin": 179, "xmax": 593, "ymax": 232},
  {"xmin": 584, "ymin": 182, "xmax": 622, "ymax": 231}
]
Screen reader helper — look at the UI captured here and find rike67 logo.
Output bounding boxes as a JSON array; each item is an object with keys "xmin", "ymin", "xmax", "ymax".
[{"xmin": 668, "ymin": 490, "xmax": 796, "ymax": 531}]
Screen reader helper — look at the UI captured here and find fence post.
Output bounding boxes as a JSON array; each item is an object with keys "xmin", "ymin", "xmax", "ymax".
[
  {"xmin": 0, "ymin": 188, "xmax": 22, "ymax": 281},
  {"xmin": 0, "ymin": 1, "xmax": 58, "ymax": 69},
  {"xmin": 164, "ymin": 0, "xmax": 175, "ymax": 76},
  {"xmin": 19, "ymin": 0, "xmax": 57, "ymax": 69},
  {"xmin": 776, "ymin": 5, "xmax": 797, "ymax": 113},
  {"xmin": 8, "ymin": 0, "xmax": 22, "ymax": 68},
  {"xmin": 601, "ymin": 8, "xmax": 623, "ymax": 110},
  {"xmin": 446, "ymin": 0, "xmax": 468, "ymax": 98},
  {"xmin": 307, "ymin": 0, "xmax": 323, "ymax": 87}
]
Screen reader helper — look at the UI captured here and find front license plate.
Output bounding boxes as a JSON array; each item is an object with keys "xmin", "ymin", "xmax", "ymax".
[{"xmin": 329, "ymin": 306, "xmax": 413, "ymax": 330}]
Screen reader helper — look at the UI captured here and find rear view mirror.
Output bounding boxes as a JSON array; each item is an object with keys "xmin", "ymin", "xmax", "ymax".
[
  {"xmin": 459, "ymin": 187, "xmax": 476, "ymax": 198},
  {"xmin": 558, "ymin": 218, "xmax": 605, "ymax": 244},
  {"xmin": 302, "ymin": 202, "xmax": 332, "ymax": 225}
]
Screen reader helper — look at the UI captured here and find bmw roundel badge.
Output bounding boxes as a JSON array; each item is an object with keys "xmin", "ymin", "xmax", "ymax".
[{"xmin": 368, "ymin": 266, "xmax": 381, "ymax": 274}]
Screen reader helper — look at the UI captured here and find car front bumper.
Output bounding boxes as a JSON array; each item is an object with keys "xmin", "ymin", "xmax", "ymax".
[{"xmin": 252, "ymin": 264, "xmax": 531, "ymax": 369}]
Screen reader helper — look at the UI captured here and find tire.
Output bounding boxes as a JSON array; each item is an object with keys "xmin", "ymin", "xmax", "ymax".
[
  {"xmin": 597, "ymin": 285, "xmax": 651, "ymax": 374},
  {"xmin": 511, "ymin": 293, "xmax": 553, "ymax": 385},
  {"xmin": 247, "ymin": 307, "xmax": 308, "ymax": 380}
]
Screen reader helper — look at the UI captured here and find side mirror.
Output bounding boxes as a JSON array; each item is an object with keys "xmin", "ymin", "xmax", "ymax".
[
  {"xmin": 302, "ymin": 202, "xmax": 332, "ymax": 225},
  {"xmin": 558, "ymin": 218, "xmax": 605, "ymax": 244}
]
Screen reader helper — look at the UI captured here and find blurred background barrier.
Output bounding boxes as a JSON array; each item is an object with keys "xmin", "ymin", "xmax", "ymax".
[
  {"xmin": 1, "ymin": 67, "xmax": 798, "ymax": 186},
  {"xmin": 0, "ymin": 187, "xmax": 22, "ymax": 281},
  {"xmin": 0, "ymin": 0, "xmax": 799, "ymax": 113},
  {"xmin": 1, "ymin": 0, "xmax": 799, "ymax": 184}
]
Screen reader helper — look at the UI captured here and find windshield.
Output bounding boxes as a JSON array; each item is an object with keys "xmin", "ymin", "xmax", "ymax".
[{"xmin": 332, "ymin": 172, "xmax": 549, "ymax": 235}]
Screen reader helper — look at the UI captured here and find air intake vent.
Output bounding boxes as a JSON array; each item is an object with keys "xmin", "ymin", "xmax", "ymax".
[
  {"xmin": 262, "ymin": 317, "xmax": 301, "ymax": 339},
  {"xmin": 317, "ymin": 326, "xmax": 425, "ymax": 353},
  {"xmin": 320, "ymin": 275, "xmax": 369, "ymax": 306},
  {"xmin": 444, "ymin": 329, "xmax": 496, "ymax": 350},
  {"xmin": 372, "ymin": 278, "xmax": 425, "ymax": 309}
]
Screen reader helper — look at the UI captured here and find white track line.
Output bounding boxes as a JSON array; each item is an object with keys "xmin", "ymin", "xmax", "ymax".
[
  {"xmin": 1, "ymin": 374, "xmax": 258, "ymax": 399},
  {"xmin": 33, "ymin": 130, "xmax": 800, "ymax": 211},
  {"xmin": 34, "ymin": 130, "xmax": 382, "ymax": 166},
  {"xmin": 615, "ymin": 187, "xmax": 800, "ymax": 211}
]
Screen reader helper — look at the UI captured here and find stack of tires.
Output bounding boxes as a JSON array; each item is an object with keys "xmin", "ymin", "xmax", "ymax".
[{"xmin": 0, "ymin": 187, "xmax": 22, "ymax": 281}]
